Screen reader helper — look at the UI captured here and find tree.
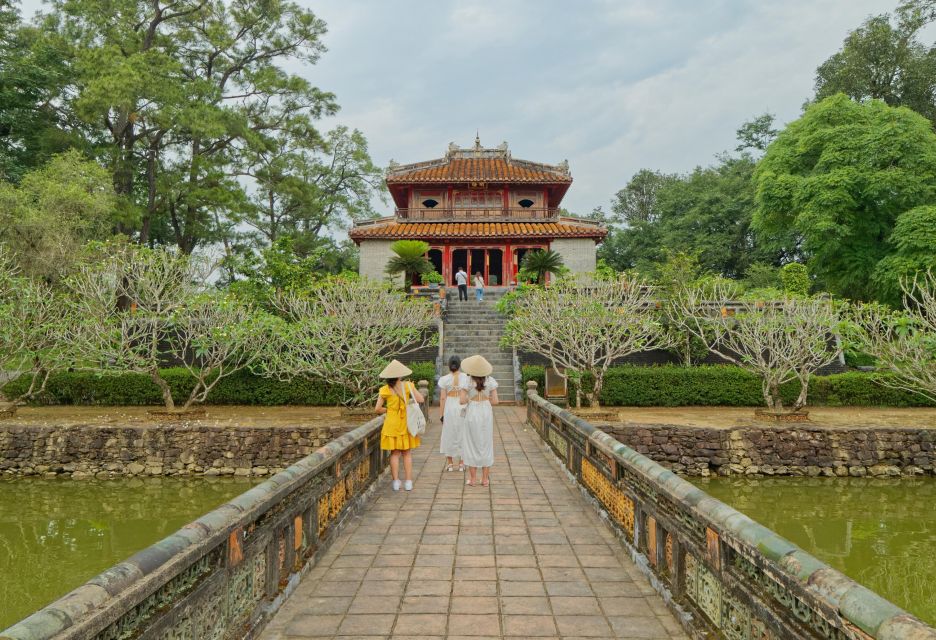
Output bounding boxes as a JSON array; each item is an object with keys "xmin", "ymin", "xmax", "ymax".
[
  {"xmin": 815, "ymin": 12, "xmax": 936, "ymax": 126},
  {"xmin": 385, "ymin": 240, "xmax": 432, "ymax": 289},
  {"xmin": 47, "ymin": 0, "xmax": 344, "ymax": 251},
  {"xmin": 851, "ymin": 271, "xmax": 936, "ymax": 403},
  {"xmin": 601, "ymin": 154, "xmax": 786, "ymax": 279},
  {"xmin": 65, "ymin": 245, "xmax": 269, "ymax": 411},
  {"xmin": 780, "ymin": 263, "xmax": 811, "ymax": 297},
  {"xmin": 236, "ymin": 126, "xmax": 382, "ymax": 249},
  {"xmin": 519, "ymin": 249, "xmax": 565, "ymax": 284},
  {"xmin": 753, "ymin": 95, "xmax": 936, "ymax": 303},
  {"xmin": 0, "ymin": 254, "xmax": 72, "ymax": 406},
  {"xmin": 0, "ymin": 150, "xmax": 120, "ymax": 282},
  {"xmin": 735, "ymin": 113, "xmax": 778, "ymax": 153},
  {"xmin": 610, "ymin": 169, "xmax": 671, "ymax": 225},
  {"xmin": 502, "ymin": 274, "xmax": 673, "ymax": 408},
  {"xmin": 672, "ymin": 280, "xmax": 844, "ymax": 413},
  {"xmin": 265, "ymin": 277, "xmax": 437, "ymax": 407},
  {"xmin": 872, "ymin": 206, "xmax": 936, "ymax": 303},
  {"xmin": 0, "ymin": 5, "xmax": 78, "ymax": 181}
]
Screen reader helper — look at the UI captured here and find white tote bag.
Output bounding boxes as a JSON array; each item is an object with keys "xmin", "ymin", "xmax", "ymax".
[{"xmin": 405, "ymin": 382, "xmax": 426, "ymax": 437}]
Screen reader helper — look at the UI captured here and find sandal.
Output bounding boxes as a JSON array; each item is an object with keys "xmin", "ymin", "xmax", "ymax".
[
  {"xmin": 446, "ymin": 464, "xmax": 453, "ymax": 472},
  {"xmin": 465, "ymin": 478, "xmax": 474, "ymax": 486},
  {"xmin": 458, "ymin": 463, "xmax": 465, "ymax": 472},
  {"xmin": 482, "ymin": 479, "xmax": 490, "ymax": 487}
]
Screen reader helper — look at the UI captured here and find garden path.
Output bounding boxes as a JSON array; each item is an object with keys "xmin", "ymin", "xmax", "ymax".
[{"xmin": 259, "ymin": 406, "xmax": 688, "ymax": 640}]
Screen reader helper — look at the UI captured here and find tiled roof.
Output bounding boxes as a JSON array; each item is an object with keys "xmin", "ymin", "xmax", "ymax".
[
  {"xmin": 385, "ymin": 140, "xmax": 572, "ymax": 184},
  {"xmin": 387, "ymin": 157, "xmax": 571, "ymax": 184},
  {"xmin": 349, "ymin": 219, "xmax": 607, "ymax": 241}
]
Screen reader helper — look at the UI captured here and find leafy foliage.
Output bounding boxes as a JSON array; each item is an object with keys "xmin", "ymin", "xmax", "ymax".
[
  {"xmin": 754, "ymin": 95, "xmax": 936, "ymax": 303},
  {"xmin": 385, "ymin": 240, "xmax": 432, "ymax": 289},
  {"xmin": 780, "ymin": 263, "xmax": 811, "ymax": 297},
  {"xmin": 518, "ymin": 249, "xmax": 565, "ymax": 284}
]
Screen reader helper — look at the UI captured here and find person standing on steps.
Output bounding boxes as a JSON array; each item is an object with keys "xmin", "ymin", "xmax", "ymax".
[
  {"xmin": 455, "ymin": 267, "xmax": 468, "ymax": 301},
  {"xmin": 473, "ymin": 272, "xmax": 484, "ymax": 301},
  {"xmin": 438, "ymin": 355, "xmax": 468, "ymax": 472},
  {"xmin": 459, "ymin": 355, "xmax": 498, "ymax": 487},
  {"xmin": 375, "ymin": 359, "xmax": 423, "ymax": 491}
]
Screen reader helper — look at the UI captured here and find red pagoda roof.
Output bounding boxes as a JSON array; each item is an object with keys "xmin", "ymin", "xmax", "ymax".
[
  {"xmin": 349, "ymin": 218, "xmax": 606, "ymax": 242},
  {"xmin": 386, "ymin": 139, "xmax": 572, "ymax": 185}
]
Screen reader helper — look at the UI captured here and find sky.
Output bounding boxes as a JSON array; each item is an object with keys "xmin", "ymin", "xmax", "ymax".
[{"xmin": 18, "ymin": 0, "xmax": 899, "ymax": 216}]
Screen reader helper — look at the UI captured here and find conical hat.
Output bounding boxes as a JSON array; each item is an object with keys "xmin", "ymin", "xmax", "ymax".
[
  {"xmin": 461, "ymin": 355, "xmax": 492, "ymax": 377},
  {"xmin": 379, "ymin": 359, "xmax": 412, "ymax": 379}
]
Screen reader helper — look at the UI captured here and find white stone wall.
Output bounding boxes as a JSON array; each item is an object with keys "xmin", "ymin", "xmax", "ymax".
[
  {"xmin": 550, "ymin": 238, "xmax": 597, "ymax": 274},
  {"xmin": 358, "ymin": 240, "xmax": 402, "ymax": 285}
]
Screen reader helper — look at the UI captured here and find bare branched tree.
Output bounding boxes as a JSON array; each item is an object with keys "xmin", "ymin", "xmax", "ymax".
[
  {"xmin": 852, "ymin": 271, "xmax": 936, "ymax": 402},
  {"xmin": 672, "ymin": 280, "xmax": 844, "ymax": 413},
  {"xmin": 265, "ymin": 278, "xmax": 437, "ymax": 407},
  {"xmin": 65, "ymin": 246, "xmax": 268, "ymax": 411},
  {"xmin": 502, "ymin": 275, "xmax": 673, "ymax": 408},
  {"xmin": 0, "ymin": 254, "xmax": 72, "ymax": 405}
]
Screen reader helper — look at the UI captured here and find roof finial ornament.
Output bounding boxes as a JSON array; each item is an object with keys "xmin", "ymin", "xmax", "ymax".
[{"xmin": 474, "ymin": 131, "xmax": 481, "ymax": 150}]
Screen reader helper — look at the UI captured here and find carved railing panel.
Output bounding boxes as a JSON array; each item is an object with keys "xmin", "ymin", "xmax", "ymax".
[
  {"xmin": 525, "ymin": 391, "xmax": 936, "ymax": 640},
  {"xmin": 1, "ymin": 416, "xmax": 389, "ymax": 640}
]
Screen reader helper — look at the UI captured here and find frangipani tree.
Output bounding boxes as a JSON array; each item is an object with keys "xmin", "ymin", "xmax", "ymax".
[
  {"xmin": 502, "ymin": 274, "xmax": 672, "ymax": 408},
  {"xmin": 672, "ymin": 280, "xmax": 844, "ymax": 413},
  {"xmin": 267, "ymin": 277, "xmax": 436, "ymax": 407},
  {"xmin": 66, "ymin": 245, "xmax": 269, "ymax": 411},
  {"xmin": 0, "ymin": 252, "xmax": 72, "ymax": 405},
  {"xmin": 851, "ymin": 271, "xmax": 936, "ymax": 403}
]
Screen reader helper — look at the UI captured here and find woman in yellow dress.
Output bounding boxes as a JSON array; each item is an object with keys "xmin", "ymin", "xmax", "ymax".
[{"xmin": 375, "ymin": 360, "xmax": 424, "ymax": 491}]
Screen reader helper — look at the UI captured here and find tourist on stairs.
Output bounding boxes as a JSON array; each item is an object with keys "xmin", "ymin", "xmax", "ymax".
[
  {"xmin": 459, "ymin": 355, "xmax": 498, "ymax": 487},
  {"xmin": 375, "ymin": 360, "xmax": 423, "ymax": 491},
  {"xmin": 473, "ymin": 272, "xmax": 484, "ymax": 301},
  {"xmin": 455, "ymin": 267, "xmax": 468, "ymax": 301},
  {"xmin": 438, "ymin": 356, "xmax": 468, "ymax": 472}
]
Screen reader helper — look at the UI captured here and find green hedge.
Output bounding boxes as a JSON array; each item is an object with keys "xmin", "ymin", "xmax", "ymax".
[
  {"xmin": 2, "ymin": 363, "xmax": 437, "ymax": 407},
  {"xmin": 520, "ymin": 365, "xmax": 935, "ymax": 407}
]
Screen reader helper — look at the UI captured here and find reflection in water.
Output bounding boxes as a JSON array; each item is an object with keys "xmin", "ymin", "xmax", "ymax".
[
  {"xmin": 692, "ymin": 476, "xmax": 936, "ymax": 626},
  {"xmin": 0, "ymin": 476, "xmax": 257, "ymax": 628}
]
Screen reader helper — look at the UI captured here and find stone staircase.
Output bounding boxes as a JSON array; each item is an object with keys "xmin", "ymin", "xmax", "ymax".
[{"xmin": 441, "ymin": 289, "xmax": 517, "ymax": 403}]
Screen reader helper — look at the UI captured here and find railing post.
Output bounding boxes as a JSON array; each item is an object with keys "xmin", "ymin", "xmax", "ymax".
[
  {"xmin": 526, "ymin": 380, "xmax": 538, "ymax": 405},
  {"xmin": 418, "ymin": 380, "xmax": 430, "ymax": 421}
]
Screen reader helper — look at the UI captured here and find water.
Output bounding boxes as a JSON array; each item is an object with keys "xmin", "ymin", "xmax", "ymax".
[
  {"xmin": 0, "ymin": 476, "xmax": 257, "ymax": 628},
  {"xmin": 691, "ymin": 476, "xmax": 936, "ymax": 625}
]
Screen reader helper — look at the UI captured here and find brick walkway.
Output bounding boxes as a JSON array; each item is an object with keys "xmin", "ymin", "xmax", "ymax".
[{"xmin": 260, "ymin": 406, "xmax": 688, "ymax": 640}]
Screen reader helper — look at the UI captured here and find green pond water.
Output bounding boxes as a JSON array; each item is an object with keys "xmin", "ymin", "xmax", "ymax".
[
  {"xmin": 0, "ymin": 477, "xmax": 257, "ymax": 628},
  {"xmin": 691, "ymin": 476, "xmax": 936, "ymax": 626}
]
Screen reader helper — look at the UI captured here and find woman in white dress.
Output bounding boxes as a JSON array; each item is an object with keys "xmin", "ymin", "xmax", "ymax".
[
  {"xmin": 438, "ymin": 356, "xmax": 468, "ymax": 471},
  {"xmin": 459, "ymin": 355, "xmax": 498, "ymax": 487}
]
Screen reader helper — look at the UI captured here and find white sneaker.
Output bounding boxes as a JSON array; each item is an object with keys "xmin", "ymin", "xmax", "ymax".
[
  {"xmin": 392, "ymin": 479, "xmax": 401, "ymax": 491},
  {"xmin": 404, "ymin": 480, "xmax": 413, "ymax": 491}
]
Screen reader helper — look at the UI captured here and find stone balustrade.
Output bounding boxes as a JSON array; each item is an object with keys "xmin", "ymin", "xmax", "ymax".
[
  {"xmin": 0, "ymin": 413, "xmax": 392, "ymax": 640},
  {"xmin": 525, "ymin": 381, "xmax": 936, "ymax": 640}
]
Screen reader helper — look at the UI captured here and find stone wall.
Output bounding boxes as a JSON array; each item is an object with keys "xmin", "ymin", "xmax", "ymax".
[
  {"xmin": 0, "ymin": 423, "xmax": 353, "ymax": 478},
  {"xmin": 550, "ymin": 238, "xmax": 597, "ymax": 274},
  {"xmin": 358, "ymin": 239, "xmax": 402, "ymax": 284},
  {"xmin": 601, "ymin": 423, "xmax": 935, "ymax": 477}
]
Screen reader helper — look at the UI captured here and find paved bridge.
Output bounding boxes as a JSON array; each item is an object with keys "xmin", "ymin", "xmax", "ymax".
[
  {"xmin": 5, "ymin": 391, "xmax": 933, "ymax": 640},
  {"xmin": 259, "ymin": 406, "xmax": 686, "ymax": 640}
]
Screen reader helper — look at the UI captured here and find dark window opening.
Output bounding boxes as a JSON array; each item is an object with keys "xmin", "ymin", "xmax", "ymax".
[
  {"xmin": 421, "ymin": 199, "xmax": 439, "ymax": 208},
  {"xmin": 518, "ymin": 199, "xmax": 534, "ymax": 208}
]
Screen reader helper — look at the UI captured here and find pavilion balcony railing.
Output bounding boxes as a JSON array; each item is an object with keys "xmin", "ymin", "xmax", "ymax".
[{"xmin": 395, "ymin": 207, "xmax": 560, "ymax": 222}]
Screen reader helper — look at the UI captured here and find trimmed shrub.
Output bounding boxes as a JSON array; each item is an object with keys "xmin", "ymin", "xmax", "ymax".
[
  {"xmin": 2, "ymin": 363, "xmax": 437, "ymax": 407},
  {"xmin": 520, "ymin": 365, "xmax": 935, "ymax": 407}
]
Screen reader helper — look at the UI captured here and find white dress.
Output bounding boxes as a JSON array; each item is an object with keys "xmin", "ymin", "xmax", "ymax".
[
  {"xmin": 438, "ymin": 371, "xmax": 468, "ymax": 458},
  {"xmin": 463, "ymin": 377, "xmax": 497, "ymax": 468}
]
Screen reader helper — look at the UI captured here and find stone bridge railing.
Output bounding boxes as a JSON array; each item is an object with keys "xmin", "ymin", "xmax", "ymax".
[
  {"xmin": 0, "ymin": 412, "xmax": 394, "ymax": 640},
  {"xmin": 525, "ymin": 386, "xmax": 936, "ymax": 640}
]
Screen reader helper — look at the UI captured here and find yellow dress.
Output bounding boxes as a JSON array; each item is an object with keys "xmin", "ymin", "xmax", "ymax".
[{"xmin": 379, "ymin": 383, "xmax": 421, "ymax": 451}]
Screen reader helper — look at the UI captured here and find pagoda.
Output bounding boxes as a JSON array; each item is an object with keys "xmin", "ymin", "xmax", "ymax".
[{"xmin": 349, "ymin": 137, "xmax": 606, "ymax": 286}]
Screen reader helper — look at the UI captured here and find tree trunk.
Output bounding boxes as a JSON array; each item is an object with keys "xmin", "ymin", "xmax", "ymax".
[
  {"xmin": 590, "ymin": 371, "xmax": 604, "ymax": 409},
  {"xmin": 792, "ymin": 376, "xmax": 809, "ymax": 412},
  {"xmin": 151, "ymin": 370, "xmax": 175, "ymax": 410}
]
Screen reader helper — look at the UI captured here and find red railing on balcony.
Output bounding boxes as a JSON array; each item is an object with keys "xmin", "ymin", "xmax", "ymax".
[{"xmin": 395, "ymin": 207, "xmax": 559, "ymax": 222}]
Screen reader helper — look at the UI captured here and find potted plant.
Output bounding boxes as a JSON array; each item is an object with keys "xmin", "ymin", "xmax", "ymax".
[{"xmin": 424, "ymin": 270, "xmax": 444, "ymax": 291}]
